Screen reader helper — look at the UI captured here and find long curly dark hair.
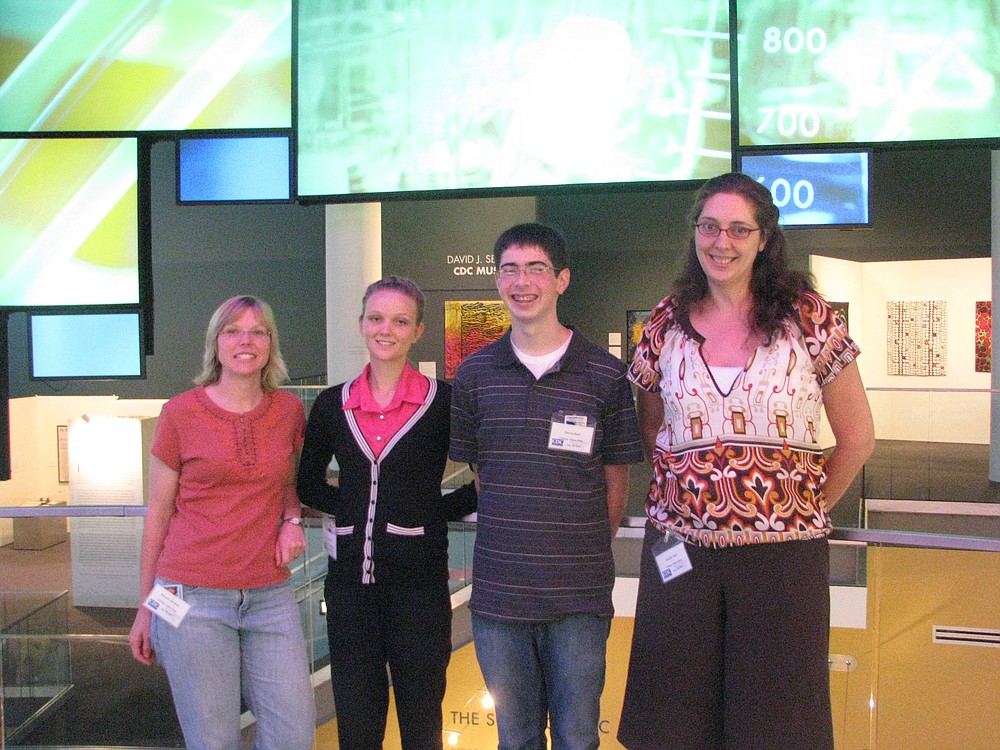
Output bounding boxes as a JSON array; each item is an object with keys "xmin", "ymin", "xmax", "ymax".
[{"xmin": 672, "ymin": 173, "xmax": 815, "ymax": 341}]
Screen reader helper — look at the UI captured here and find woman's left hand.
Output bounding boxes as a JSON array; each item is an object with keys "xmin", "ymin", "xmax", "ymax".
[{"xmin": 276, "ymin": 521, "xmax": 307, "ymax": 567}]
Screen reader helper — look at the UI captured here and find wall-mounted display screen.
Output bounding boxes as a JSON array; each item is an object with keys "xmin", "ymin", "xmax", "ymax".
[
  {"xmin": 30, "ymin": 310, "xmax": 144, "ymax": 379},
  {"xmin": 296, "ymin": 0, "xmax": 732, "ymax": 201},
  {"xmin": 736, "ymin": 1, "xmax": 1000, "ymax": 146},
  {"xmin": 0, "ymin": 136, "xmax": 140, "ymax": 307},
  {"xmin": 738, "ymin": 151, "xmax": 870, "ymax": 227},
  {"xmin": 0, "ymin": 0, "xmax": 291, "ymax": 132},
  {"xmin": 178, "ymin": 134, "xmax": 291, "ymax": 203}
]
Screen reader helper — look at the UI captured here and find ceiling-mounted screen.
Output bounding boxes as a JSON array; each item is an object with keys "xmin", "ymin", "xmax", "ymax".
[
  {"xmin": 296, "ymin": 0, "xmax": 732, "ymax": 201},
  {"xmin": 30, "ymin": 310, "xmax": 144, "ymax": 380},
  {"xmin": 0, "ymin": 0, "xmax": 291, "ymax": 133},
  {"xmin": 0, "ymin": 136, "xmax": 140, "ymax": 307},
  {"xmin": 736, "ymin": 1, "xmax": 1000, "ymax": 146},
  {"xmin": 178, "ymin": 133, "xmax": 291, "ymax": 203},
  {"xmin": 738, "ymin": 151, "xmax": 869, "ymax": 227}
]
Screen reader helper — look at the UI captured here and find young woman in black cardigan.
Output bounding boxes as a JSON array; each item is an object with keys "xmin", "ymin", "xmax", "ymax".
[{"xmin": 296, "ymin": 276, "xmax": 476, "ymax": 750}]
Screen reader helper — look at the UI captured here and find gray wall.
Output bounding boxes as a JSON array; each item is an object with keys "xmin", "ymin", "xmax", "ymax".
[
  {"xmin": 546, "ymin": 146, "xmax": 992, "ymax": 344},
  {"xmin": 381, "ymin": 195, "xmax": 537, "ymax": 372},
  {"xmin": 8, "ymin": 143, "xmax": 989, "ymax": 400},
  {"xmin": 7, "ymin": 139, "xmax": 328, "ymax": 399}
]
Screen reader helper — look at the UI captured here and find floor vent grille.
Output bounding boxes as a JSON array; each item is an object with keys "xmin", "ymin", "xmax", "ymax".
[{"xmin": 932, "ymin": 625, "xmax": 1000, "ymax": 648}]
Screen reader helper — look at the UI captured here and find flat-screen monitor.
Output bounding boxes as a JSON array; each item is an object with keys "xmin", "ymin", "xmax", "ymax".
[
  {"xmin": 738, "ymin": 151, "xmax": 870, "ymax": 227},
  {"xmin": 0, "ymin": 136, "xmax": 141, "ymax": 307},
  {"xmin": 735, "ymin": 1, "xmax": 1000, "ymax": 146},
  {"xmin": 178, "ymin": 133, "xmax": 292, "ymax": 203},
  {"xmin": 296, "ymin": 1, "xmax": 732, "ymax": 201},
  {"xmin": 0, "ymin": 0, "xmax": 291, "ymax": 132},
  {"xmin": 29, "ymin": 310, "xmax": 144, "ymax": 380}
]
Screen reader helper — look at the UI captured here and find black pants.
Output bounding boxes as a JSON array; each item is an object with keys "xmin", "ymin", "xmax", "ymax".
[
  {"xmin": 324, "ymin": 578, "xmax": 452, "ymax": 750},
  {"xmin": 618, "ymin": 524, "xmax": 834, "ymax": 750}
]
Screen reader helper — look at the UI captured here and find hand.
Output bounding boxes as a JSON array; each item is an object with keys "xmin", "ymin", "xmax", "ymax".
[
  {"xmin": 276, "ymin": 522, "xmax": 307, "ymax": 567},
  {"xmin": 129, "ymin": 607, "xmax": 156, "ymax": 666}
]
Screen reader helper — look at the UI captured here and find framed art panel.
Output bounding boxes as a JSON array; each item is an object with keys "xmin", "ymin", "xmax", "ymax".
[
  {"xmin": 976, "ymin": 301, "xmax": 991, "ymax": 373},
  {"xmin": 626, "ymin": 310, "xmax": 651, "ymax": 366},
  {"xmin": 444, "ymin": 301, "xmax": 511, "ymax": 379}
]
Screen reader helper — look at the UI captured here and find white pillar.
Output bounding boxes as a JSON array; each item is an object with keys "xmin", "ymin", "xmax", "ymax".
[
  {"xmin": 990, "ymin": 151, "xmax": 1000, "ymax": 480},
  {"xmin": 324, "ymin": 203, "xmax": 382, "ymax": 386}
]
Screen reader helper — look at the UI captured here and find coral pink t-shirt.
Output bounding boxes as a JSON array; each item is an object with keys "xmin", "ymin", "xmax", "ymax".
[{"xmin": 152, "ymin": 386, "xmax": 305, "ymax": 589}]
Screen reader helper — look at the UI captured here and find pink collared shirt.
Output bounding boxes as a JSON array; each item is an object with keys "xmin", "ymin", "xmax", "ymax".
[{"xmin": 343, "ymin": 362, "xmax": 430, "ymax": 458}]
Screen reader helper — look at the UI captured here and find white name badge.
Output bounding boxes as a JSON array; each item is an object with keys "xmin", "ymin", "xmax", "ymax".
[
  {"xmin": 143, "ymin": 583, "xmax": 191, "ymax": 628},
  {"xmin": 323, "ymin": 516, "xmax": 337, "ymax": 560},
  {"xmin": 548, "ymin": 417, "xmax": 595, "ymax": 454},
  {"xmin": 651, "ymin": 532, "xmax": 693, "ymax": 584}
]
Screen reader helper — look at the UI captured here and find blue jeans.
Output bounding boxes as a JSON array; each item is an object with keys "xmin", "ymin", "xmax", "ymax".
[
  {"xmin": 472, "ymin": 613, "xmax": 611, "ymax": 750},
  {"xmin": 151, "ymin": 578, "xmax": 315, "ymax": 750}
]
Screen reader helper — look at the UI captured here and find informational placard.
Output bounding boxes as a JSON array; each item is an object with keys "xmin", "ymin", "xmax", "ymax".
[
  {"xmin": 68, "ymin": 416, "xmax": 149, "ymax": 505},
  {"xmin": 68, "ymin": 416, "xmax": 157, "ymax": 607}
]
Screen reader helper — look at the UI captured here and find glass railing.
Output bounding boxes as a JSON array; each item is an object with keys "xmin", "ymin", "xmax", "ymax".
[
  {"xmin": 825, "ymin": 530, "xmax": 1000, "ymax": 750},
  {"xmin": 3, "ymin": 507, "xmax": 998, "ymax": 749},
  {"xmin": 1, "ymin": 592, "xmax": 72, "ymax": 747},
  {"xmin": 0, "ymin": 506, "xmax": 474, "ymax": 749}
]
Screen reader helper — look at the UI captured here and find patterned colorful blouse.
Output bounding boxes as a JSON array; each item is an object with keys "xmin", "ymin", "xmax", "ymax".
[{"xmin": 628, "ymin": 290, "xmax": 860, "ymax": 548}]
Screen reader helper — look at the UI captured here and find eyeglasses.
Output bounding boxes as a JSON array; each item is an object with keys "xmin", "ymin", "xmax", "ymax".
[
  {"xmin": 497, "ymin": 263, "xmax": 559, "ymax": 279},
  {"xmin": 695, "ymin": 222, "xmax": 762, "ymax": 240},
  {"xmin": 219, "ymin": 327, "xmax": 271, "ymax": 341}
]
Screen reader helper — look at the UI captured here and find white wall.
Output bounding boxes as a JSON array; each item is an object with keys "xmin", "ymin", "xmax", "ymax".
[
  {"xmin": 812, "ymin": 255, "xmax": 991, "ymax": 443},
  {"xmin": 0, "ymin": 396, "xmax": 164, "ymax": 545},
  {"xmin": 324, "ymin": 203, "xmax": 382, "ymax": 386}
]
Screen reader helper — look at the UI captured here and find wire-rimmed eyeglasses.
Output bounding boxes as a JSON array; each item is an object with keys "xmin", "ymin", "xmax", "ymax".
[
  {"xmin": 497, "ymin": 263, "xmax": 559, "ymax": 279},
  {"xmin": 695, "ymin": 222, "xmax": 762, "ymax": 240}
]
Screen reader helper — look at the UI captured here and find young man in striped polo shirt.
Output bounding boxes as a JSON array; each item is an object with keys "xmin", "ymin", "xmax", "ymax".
[{"xmin": 450, "ymin": 222, "xmax": 643, "ymax": 750}]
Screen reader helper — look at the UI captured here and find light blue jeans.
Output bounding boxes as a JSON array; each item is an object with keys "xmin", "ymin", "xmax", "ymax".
[
  {"xmin": 151, "ymin": 578, "xmax": 315, "ymax": 750},
  {"xmin": 472, "ymin": 613, "xmax": 611, "ymax": 750}
]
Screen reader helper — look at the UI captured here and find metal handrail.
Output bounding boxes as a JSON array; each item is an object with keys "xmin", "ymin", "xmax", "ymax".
[
  {"xmin": 0, "ymin": 633, "xmax": 127, "ymax": 645},
  {"xmin": 4, "ymin": 505, "xmax": 999, "ymax": 553},
  {"xmin": 830, "ymin": 526, "xmax": 1000, "ymax": 552},
  {"xmin": 0, "ymin": 505, "xmax": 146, "ymax": 518}
]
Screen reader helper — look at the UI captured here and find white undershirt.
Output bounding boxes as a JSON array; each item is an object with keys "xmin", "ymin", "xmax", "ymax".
[
  {"xmin": 513, "ymin": 334, "xmax": 573, "ymax": 379},
  {"xmin": 708, "ymin": 365, "xmax": 743, "ymax": 393}
]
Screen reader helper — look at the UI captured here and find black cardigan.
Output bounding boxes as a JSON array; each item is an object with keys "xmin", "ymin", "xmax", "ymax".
[{"xmin": 296, "ymin": 377, "xmax": 476, "ymax": 587}]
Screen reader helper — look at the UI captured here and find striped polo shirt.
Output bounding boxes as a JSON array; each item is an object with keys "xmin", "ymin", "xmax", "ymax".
[{"xmin": 450, "ymin": 328, "xmax": 643, "ymax": 622}]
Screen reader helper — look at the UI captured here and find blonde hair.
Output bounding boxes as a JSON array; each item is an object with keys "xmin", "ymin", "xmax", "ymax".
[{"xmin": 194, "ymin": 295, "xmax": 290, "ymax": 390}]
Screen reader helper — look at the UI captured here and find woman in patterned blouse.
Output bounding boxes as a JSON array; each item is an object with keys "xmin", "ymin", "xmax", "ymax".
[{"xmin": 618, "ymin": 172, "xmax": 874, "ymax": 750}]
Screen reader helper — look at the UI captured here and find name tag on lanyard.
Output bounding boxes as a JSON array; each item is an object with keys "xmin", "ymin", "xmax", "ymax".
[{"xmin": 651, "ymin": 532, "xmax": 693, "ymax": 583}]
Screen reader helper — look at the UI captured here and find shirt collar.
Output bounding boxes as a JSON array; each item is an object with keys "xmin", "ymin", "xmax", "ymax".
[
  {"xmin": 494, "ymin": 326, "xmax": 586, "ymax": 374},
  {"xmin": 344, "ymin": 362, "xmax": 427, "ymax": 413}
]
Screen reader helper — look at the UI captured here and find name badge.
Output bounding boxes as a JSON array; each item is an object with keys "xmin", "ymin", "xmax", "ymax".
[
  {"xmin": 651, "ymin": 532, "xmax": 693, "ymax": 583},
  {"xmin": 143, "ymin": 583, "xmax": 191, "ymax": 628},
  {"xmin": 548, "ymin": 413, "xmax": 595, "ymax": 454},
  {"xmin": 323, "ymin": 516, "xmax": 337, "ymax": 560}
]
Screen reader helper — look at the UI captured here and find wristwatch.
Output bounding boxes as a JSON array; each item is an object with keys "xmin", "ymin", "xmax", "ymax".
[{"xmin": 281, "ymin": 516, "xmax": 304, "ymax": 527}]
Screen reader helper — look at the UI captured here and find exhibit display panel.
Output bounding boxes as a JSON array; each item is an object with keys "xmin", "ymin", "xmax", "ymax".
[
  {"xmin": 177, "ymin": 133, "xmax": 292, "ymax": 203},
  {"xmin": 735, "ymin": 0, "xmax": 1000, "ymax": 146},
  {"xmin": 29, "ymin": 310, "xmax": 145, "ymax": 380},
  {"xmin": 296, "ymin": 0, "xmax": 732, "ymax": 201},
  {"xmin": 0, "ymin": 137, "xmax": 140, "ymax": 308},
  {"xmin": 738, "ymin": 150, "xmax": 870, "ymax": 227},
  {"xmin": 0, "ymin": 0, "xmax": 292, "ymax": 132}
]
